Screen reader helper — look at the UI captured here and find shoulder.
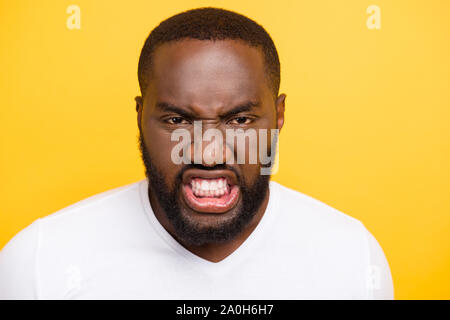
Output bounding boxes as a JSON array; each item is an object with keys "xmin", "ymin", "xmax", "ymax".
[
  {"xmin": 33, "ymin": 180, "xmax": 146, "ymax": 231},
  {"xmin": 1, "ymin": 180, "xmax": 146, "ymax": 265},
  {"xmin": 0, "ymin": 219, "xmax": 40, "ymax": 299},
  {"xmin": 270, "ymin": 181, "xmax": 365, "ymax": 233},
  {"xmin": 269, "ymin": 182, "xmax": 393, "ymax": 298},
  {"xmin": 268, "ymin": 181, "xmax": 380, "ymax": 263},
  {"xmin": 0, "ymin": 180, "xmax": 148, "ymax": 299},
  {"xmin": 31, "ymin": 179, "xmax": 148, "ymax": 252},
  {"xmin": 0, "ymin": 179, "xmax": 146, "ymax": 255},
  {"xmin": 39, "ymin": 180, "xmax": 145, "ymax": 224}
]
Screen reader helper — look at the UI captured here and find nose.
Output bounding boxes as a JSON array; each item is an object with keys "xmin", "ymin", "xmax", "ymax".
[{"xmin": 189, "ymin": 125, "xmax": 233, "ymax": 167}]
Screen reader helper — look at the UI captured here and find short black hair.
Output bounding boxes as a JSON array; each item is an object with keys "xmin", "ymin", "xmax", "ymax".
[{"xmin": 137, "ymin": 7, "xmax": 281, "ymax": 99}]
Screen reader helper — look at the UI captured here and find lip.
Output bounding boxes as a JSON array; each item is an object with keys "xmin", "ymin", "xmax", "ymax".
[{"xmin": 181, "ymin": 169, "xmax": 240, "ymax": 214}]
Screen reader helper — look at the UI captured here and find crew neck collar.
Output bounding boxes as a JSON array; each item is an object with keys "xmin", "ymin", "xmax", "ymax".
[{"xmin": 139, "ymin": 179, "xmax": 280, "ymax": 273}]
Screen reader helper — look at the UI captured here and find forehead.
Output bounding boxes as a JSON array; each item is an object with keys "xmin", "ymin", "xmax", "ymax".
[{"xmin": 146, "ymin": 39, "xmax": 269, "ymax": 107}]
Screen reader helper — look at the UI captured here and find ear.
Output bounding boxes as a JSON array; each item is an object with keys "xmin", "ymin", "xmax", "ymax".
[
  {"xmin": 135, "ymin": 96, "xmax": 143, "ymax": 132},
  {"xmin": 275, "ymin": 93, "xmax": 286, "ymax": 131}
]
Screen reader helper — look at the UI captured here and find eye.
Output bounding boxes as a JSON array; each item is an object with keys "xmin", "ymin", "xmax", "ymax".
[
  {"xmin": 229, "ymin": 117, "xmax": 253, "ymax": 125},
  {"xmin": 166, "ymin": 117, "xmax": 189, "ymax": 125}
]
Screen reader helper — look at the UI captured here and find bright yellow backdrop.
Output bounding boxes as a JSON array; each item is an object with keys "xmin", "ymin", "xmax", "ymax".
[{"xmin": 1, "ymin": 0, "xmax": 449, "ymax": 299}]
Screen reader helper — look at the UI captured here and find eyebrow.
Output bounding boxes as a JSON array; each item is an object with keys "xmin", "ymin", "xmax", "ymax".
[
  {"xmin": 155, "ymin": 101, "xmax": 261, "ymax": 119},
  {"xmin": 155, "ymin": 102, "xmax": 195, "ymax": 119},
  {"xmin": 221, "ymin": 101, "xmax": 260, "ymax": 118}
]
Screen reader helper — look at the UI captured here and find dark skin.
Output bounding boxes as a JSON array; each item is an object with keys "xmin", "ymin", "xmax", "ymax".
[{"xmin": 135, "ymin": 39, "xmax": 286, "ymax": 262}]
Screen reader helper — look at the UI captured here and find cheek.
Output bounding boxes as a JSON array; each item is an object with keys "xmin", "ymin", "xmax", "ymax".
[
  {"xmin": 239, "ymin": 163, "xmax": 262, "ymax": 187},
  {"xmin": 142, "ymin": 122, "xmax": 180, "ymax": 179},
  {"xmin": 235, "ymin": 121, "xmax": 275, "ymax": 183},
  {"xmin": 235, "ymin": 123, "xmax": 274, "ymax": 165}
]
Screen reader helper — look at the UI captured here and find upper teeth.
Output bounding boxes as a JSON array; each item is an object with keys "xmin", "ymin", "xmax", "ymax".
[{"xmin": 191, "ymin": 178, "xmax": 228, "ymax": 197}]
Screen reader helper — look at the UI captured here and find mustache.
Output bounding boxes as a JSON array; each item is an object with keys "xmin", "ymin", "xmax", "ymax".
[{"xmin": 176, "ymin": 163, "xmax": 241, "ymax": 184}]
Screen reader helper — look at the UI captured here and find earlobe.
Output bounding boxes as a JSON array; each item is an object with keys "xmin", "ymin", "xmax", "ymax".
[
  {"xmin": 135, "ymin": 96, "xmax": 143, "ymax": 112},
  {"xmin": 276, "ymin": 94, "xmax": 286, "ymax": 131},
  {"xmin": 135, "ymin": 96, "xmax": 143, "ymax": 131}
]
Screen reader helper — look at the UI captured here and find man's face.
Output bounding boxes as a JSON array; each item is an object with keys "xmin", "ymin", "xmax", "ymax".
[{"xmin": 137, "ymin": 39, "xmax": 285, "ymax": 246}]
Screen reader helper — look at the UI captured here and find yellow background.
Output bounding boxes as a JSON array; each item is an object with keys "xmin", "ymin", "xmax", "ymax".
[{"xmin": 1, "ymin": 0, "xmax": 449, "ymax": 299}]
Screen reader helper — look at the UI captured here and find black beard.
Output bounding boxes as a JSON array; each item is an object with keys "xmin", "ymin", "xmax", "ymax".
[{"xmin": 138, "ymin": 133, "xmax": 270, "ymax": 246}]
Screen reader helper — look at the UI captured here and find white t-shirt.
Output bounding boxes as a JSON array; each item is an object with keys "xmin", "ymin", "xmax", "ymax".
[{"xmin": 0, "ymin": 180, "xmax": 393, "ymax": 299}]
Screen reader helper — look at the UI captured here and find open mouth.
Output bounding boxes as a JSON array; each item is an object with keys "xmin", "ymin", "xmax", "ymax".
[{"xmin": 181, "ymin": 172, "xmax": 240, "ymax": 213}]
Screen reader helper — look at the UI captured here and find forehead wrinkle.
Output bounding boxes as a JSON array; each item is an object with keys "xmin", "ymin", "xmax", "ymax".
[{"xmin": 155, "ymin": 100, "xmax": 261, "ymax": 119}]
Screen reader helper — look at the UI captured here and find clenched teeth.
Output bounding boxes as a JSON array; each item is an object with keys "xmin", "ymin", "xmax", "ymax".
[{"xmin": 190, "ymin": 178, "xmax": 229, "ymax": 198}]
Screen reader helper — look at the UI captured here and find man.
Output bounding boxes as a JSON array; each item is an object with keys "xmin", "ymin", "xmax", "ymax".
[{"xmin": 0, "ymin": 7, "xmax": 393, "ymax": 299}]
